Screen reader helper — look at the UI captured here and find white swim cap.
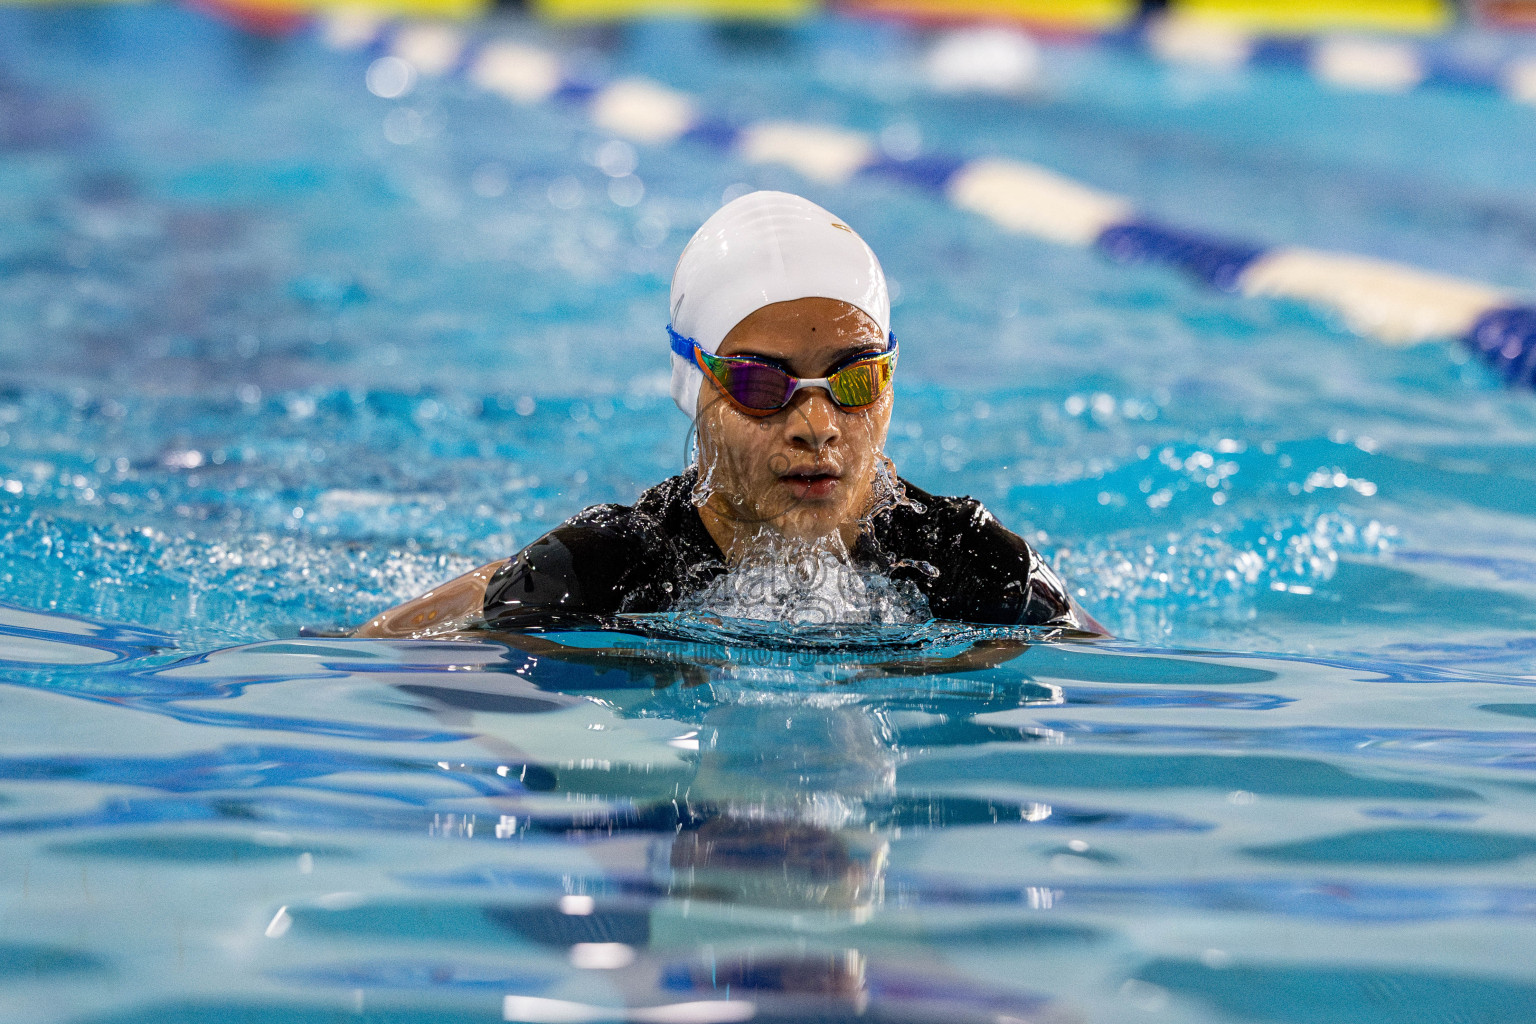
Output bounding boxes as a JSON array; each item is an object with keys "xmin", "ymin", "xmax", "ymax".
[{"xmin": 668, "ymin": 190, "xmax": 891, "ymax": 419}]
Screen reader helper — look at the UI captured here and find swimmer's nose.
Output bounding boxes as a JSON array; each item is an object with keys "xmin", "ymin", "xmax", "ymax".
[{"xmin": 787, "ymin": 388, "xmax": 839, "ymax": 451}]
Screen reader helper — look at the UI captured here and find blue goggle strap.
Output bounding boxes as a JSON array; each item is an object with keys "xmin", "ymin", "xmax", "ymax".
[
  {"xmin": 667, "ymin": 323, "xmax": 697, "ymax": 361},
  {"xmin": 667, "ymin": 324, "xmax": 895, "ymax": 362}
]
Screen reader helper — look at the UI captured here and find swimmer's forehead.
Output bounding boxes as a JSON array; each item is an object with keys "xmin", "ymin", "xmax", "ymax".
[{"xmin": 718, "ymin": 300, "xmax": 886, "ymax": 367}]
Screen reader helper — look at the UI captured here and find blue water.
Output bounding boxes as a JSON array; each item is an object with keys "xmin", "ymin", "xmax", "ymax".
[{"xmin": 2, "ymin": 6, "xmax": 1536, "ymax": 1023}]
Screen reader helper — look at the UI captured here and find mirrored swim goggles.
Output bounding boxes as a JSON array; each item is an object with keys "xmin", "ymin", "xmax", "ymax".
[{"xmin": 669, "ymin": 325, "xmax": 898, "ymax": 417}]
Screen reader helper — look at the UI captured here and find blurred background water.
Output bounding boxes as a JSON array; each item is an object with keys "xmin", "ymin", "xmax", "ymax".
[{"xmin": 2, "ymin": 5, "xmax": 1536, "ymax": 1023}]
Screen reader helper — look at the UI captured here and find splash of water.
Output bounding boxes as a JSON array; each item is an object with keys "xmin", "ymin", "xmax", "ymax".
[
  {"xmin": 1055, "ymin": 510, "xmax": 1398, "ymax": 639},
  {"xmin": 630, "ymin": 612, "xmax": 1029, "ymax": 653},
  {"xmin": 0, "ymin": 507, "xmax": 481, "ymax": 644},
  {"xmin": 683, "ymin": 432, "xmax": 932, "ymax": 626},
  {"xmin": 677, "ymin": 531, "xmax": 931, "ymax": 626},
  {"xmin": 861, "ymin": 454, "xmax": 926, "ymax": 526}
]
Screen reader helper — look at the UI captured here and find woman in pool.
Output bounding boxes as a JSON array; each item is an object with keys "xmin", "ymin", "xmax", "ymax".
[{"xmin": 357, "ymin": 190, "xmax": 1100, "ymax": 637}]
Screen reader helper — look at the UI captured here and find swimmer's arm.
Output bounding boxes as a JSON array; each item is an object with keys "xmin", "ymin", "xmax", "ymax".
[
  {"xmin": 353, "ymin": 559, "xmax": 508, "ymax": 638},
  {"xmin": 1028, "ymin": 556, "xmax": 1111, "ymax": 635},
  {"xmin": 1068, "ymin": 597, "xmax": 1111, "ymax": 637}
]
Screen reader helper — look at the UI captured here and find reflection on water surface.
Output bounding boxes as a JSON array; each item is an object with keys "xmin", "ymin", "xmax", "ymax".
[
  {"xmin": 3, "ymin": 604, "xmax": 1536, "ymax": 1023},
  {"xmin": 4, "ymin": 5, "xmax": 1536, "ymax": 1022}
]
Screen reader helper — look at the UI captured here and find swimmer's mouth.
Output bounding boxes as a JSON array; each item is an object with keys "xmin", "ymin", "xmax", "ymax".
[{"xmin": 780, "ymin": 468, "xmax": 841, "ymax": 499}]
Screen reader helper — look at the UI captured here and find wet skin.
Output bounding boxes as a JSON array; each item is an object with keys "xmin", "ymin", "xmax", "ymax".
[
  {"xmin": 692, "ymin": 296, "xmax": 894, "ymax": 561},
  {"xmin": 356, "ymin": 297, "xmax": 895, "ymax": 638}
]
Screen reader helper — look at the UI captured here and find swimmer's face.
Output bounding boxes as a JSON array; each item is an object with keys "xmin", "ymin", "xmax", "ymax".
[{"xmin": 694, "ymin": 296, "xmax": 894, "ymax": 550}]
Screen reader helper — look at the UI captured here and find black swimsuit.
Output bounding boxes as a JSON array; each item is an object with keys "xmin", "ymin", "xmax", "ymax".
[{"xmin": 481, "ymin": 470, "xmax": 1081, "ymax": 630}]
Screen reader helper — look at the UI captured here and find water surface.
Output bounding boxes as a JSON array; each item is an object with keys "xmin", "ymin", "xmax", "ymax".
[{"xmin": 1, "ymin": 7, "xmax": 1535, "ymax": 1022}]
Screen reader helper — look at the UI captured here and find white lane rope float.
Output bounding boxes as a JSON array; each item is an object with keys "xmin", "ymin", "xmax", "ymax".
[
  {"xmin": 918, "ymin": 18, "xmax": 1536, "ymax": 105},
  {"xmin": 919, "ymin": 14, "xmax": 1536, "ymax": 106},
  {"xmin": 1134, "ymin": 14, "xmax": 1536, "ymax": 106},
  {"xmin": 317, "ymin": 9, "xmax": 1536, "ymax": 390}
]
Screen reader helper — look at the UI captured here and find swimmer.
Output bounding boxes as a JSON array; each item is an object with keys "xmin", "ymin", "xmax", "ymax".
[{"xmin": 357, "ymin": 190, "xmax": 1103, "ymax": 637}]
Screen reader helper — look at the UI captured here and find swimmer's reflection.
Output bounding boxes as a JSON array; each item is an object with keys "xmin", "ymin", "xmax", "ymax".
[
  {"xmin": 395, "ymin": 631, "xmax": 1068, "ymax": 1022},
  {"xmin": 667, "ymin": 700, "xmax": 894, "ymax": 914},
  {"xmin": 416, "ymin": 628, "xmax": 1042, "ymax": 919},
  {"xmin": 413, "ymin": 627, "xmax": 932, "ymax": 913},
  {"xmin": 514, "ymin": 678, "xmax": 891, "ymax": 1015}
]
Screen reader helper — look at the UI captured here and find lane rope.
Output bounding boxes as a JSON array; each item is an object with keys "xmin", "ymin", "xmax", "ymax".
[
  {"xmin": 1132, "ymin": 13, "xmax": 1536, "ymax": 106},
  {"xmin": 318, "ymin": 8, "xmax": 1536, "ymax": 389}
]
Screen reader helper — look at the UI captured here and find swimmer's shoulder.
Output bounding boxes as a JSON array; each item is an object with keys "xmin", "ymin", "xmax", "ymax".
[
  {"xmin": 481, "ymin": 507, "xmax": 637, "ymax": 626},
  {"xmin": 883, "ymin": 477, "xmax": 1079, "ymax": 627},
  {"xmin": 886, "ymin": 478, "xmax": 1018, "ymax": 549},
  {"xmin": 482, "ymin": 472, "xmax": 717, "ymax": 627},
  {"xmin": 518, "ymin": 472, "xmax": 703, "ymax": 558}
]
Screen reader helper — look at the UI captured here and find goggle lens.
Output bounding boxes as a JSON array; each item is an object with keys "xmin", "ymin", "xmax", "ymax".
[
  {"xmin": 828, "ymin": 358, "xmax": 890, "ymax": 407},
  {"xmin": 712, "ymin": 359, "xmax": 797, "ymax": 411},
  {"xmin": 696, "ymin": 347, "xmax": 897, "ymax": 415}
]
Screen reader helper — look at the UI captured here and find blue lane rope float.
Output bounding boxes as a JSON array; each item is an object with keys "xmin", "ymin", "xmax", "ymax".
[{"xmin": 315, "ymin": 10, "xmax": 1536, "ymax": 390}]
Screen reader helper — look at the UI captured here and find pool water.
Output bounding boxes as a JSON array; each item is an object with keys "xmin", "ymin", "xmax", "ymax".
[{"xmin": 2, "ymin": 6, "xmax": 1536, "ymax": 1023}]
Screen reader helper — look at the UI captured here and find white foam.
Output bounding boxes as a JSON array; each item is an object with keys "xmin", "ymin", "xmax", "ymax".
[
  {"xmin": 469, "ymin": 40, "xmax": 563, "ymax": 105},
  {"xmin": 1312, "ymin": 37, "xmax": 1425, "ymax": 94},
  {"xmin": 1238, "ymin": 248, "xmax": 1509, "ymax": 344},
  {"xmin": 736, "ymin": 122, "xmax": 876, "ymax": 185},
  {"xmin": 590, "ymin": 78, "xmax": 698, "ymax": 145},
  {"xmin": 947, "ymin": 157, "xmax": 1134, "ymax": 247},
  {"xmin": 679, "ymin": 537, "xmax": 929, "ymax": 627},
  {"xmin": 389, "ymin": 23, "xmax": 465, "ymax": 77},
  {"xmin": 1058, "ymin": 510, "xmax": 1397, "ymax": 641}
]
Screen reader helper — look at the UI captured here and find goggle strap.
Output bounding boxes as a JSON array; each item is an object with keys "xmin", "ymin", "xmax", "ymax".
[
  {"xmin": 671, "ymin": 324, "xmax": 896, "ymax": 414},
  {"xmin": 667, "ymin": 325, "xmax": 896, "ymax": 362},
  {"xmin": 667, "ymin": 324, "xmax": 696, "ymax": 361}
]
